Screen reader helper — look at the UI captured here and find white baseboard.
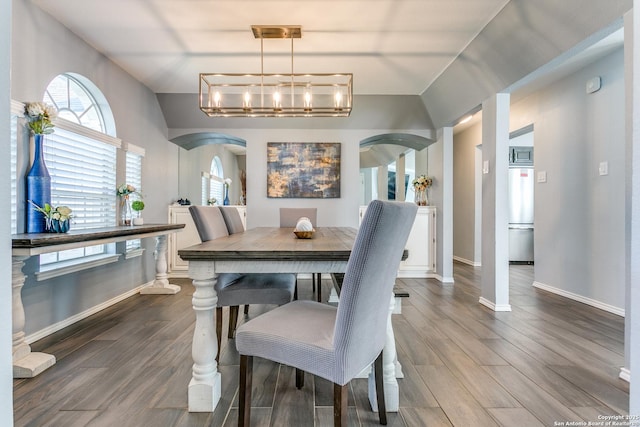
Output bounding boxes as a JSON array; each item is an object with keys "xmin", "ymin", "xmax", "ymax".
[
  {"xmin": 479, "ymin": 297, "xmax": 512, "ymax": 312},
  {"xmin": 532, "ymin": 281, "xmax": 625, "ymax": 317},
  {"xmin": 25, "ymin": 281, "xmax": 151, "ymax": 344},
  {"xmin": 619, "ymin": 367, "xmax": 631, "ymax": 383},
  {"xmin": 453, "ymin": 256, "xmax": 481, "ymax": 267},
  {"xmin": 397, "ymin": 270, "xmax": 437, "ymax": 279},
  {"xmin": 435, "ymin": 274, "xmax": 455, "ymax": 284}
]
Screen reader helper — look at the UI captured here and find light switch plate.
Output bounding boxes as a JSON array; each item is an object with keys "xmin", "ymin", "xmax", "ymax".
[
  {"xmin": 599, "ymin": 161, "xmax": 608, "ymax": 176},
  {"xmin": 482, "ymin": 160, "xmax": 489, "ymax": 174},
  {"xmin": 537, "ymin": 171, "xmax": 547, "ymax": 183}
]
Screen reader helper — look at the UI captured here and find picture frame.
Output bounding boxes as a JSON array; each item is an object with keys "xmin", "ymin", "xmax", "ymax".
[{"xmin": 267, "ymin": 142, "xmax": 341, "ymax": 198}]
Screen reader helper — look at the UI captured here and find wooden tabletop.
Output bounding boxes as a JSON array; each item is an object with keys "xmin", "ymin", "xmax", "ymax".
[
  {"xmin": 178, "ymin": 227, "xmax": 358, "ymax": 262},
  {"xmin": 12, "ymin": 223, "xmax": 185, "ymax": 249}
]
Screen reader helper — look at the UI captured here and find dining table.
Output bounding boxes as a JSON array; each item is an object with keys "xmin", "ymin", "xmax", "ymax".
[{"xmin": 178, "ymin": 226, "xmax": 404, "ymax": 413}]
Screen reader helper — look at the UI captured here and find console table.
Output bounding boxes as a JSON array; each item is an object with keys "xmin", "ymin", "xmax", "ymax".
[{"xmin": 11, "ymin": 223, "xmax": 185, "ymax": 378}]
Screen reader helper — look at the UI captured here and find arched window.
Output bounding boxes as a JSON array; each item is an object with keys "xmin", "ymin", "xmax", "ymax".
[
  {"xmin": 202, "ymin": 156, "xmax": 224, "ymax": 205},
  {"xmin": 44, "ymin": 73, "xmax": 116, "ymax": 135},
  {"xmin": 38, "ymin": 73, "xmax": 119, "ymax": 267}
]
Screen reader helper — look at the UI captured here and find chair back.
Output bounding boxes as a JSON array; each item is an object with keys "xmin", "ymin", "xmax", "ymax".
[
  {"xmin": 333, "ymin": 200, "xmax": 417, "ymax": 383},
  {"xmin": 279, "ymin": 208, "xmax": 318, "ymax": 228},
  {"xmin": 219, "ymin": 206, "xmax": 245, "ymax": 234},
  {"xmin": 188, "ymin": 206, "xmax": 229, "ymax": 242}
]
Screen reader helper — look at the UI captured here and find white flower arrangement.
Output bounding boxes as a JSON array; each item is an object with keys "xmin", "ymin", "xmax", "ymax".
[
  {"xmin": 412, "ymin": 175, "xmax": 433, "ymax": 191},
  {"xmin": 116, "ymin": 183, "xmax": 139, "ymax": 198},
  {"xmin": 207, "ymin": 198, "xmax": 217, "ymax": 206},
  {"xmin": 24, "ymin": 102, "xmax": 58, "ymax": 135},
  {"xmin": 224, "ymin": 178, "xmax": 232, "ymax": 188}
]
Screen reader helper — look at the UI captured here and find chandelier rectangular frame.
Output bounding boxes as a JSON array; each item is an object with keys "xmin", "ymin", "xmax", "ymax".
[{"xmin": 199, "ymin": 25, "xmax": 353, "ymax": 118}]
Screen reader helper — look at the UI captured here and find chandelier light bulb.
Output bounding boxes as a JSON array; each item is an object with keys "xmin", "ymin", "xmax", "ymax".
[
  {"xmin": 304, "ymin": 87, "xmax": 312, "ymax": 111},
  {"xmin": 334, "ymin": 91, "xmax": 343, "ymax": 110},
  {"xmin": 213, "ymin": 91, "xmax": 222, "ymax": 109},
  {"xmin": 243, "ymin": 89, "xmax": 252, "ymax": 110},
  {"xmin": 273, "ymin": 90, "xmax": 282, "ymax": 111}
]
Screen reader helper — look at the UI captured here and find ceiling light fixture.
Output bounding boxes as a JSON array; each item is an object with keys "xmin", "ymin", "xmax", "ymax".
[{"xmin": 199, "ymin": 25, "xmax": 353, "ymax": 118}]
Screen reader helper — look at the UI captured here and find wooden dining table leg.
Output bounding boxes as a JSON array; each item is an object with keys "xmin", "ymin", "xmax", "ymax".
[{"xmin": 188, "ymin": 261, "xmax": 221, "ymax": 412}]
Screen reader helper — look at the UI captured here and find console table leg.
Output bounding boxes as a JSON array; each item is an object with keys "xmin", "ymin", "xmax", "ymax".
[
  {"xmin": 188, "ymin": 262, "xmax": 221, "ymax": 412},
  {"xmin": 140, "ymin": 235, "xmax": 181, "ymax": 294},
  {"xmin": 12, "ymin": 256, "xmax": 55, "ymax": 378}
]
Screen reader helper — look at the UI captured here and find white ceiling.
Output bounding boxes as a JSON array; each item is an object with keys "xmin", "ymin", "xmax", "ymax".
[{"xmin": 32, "ymin": 0, "xmax": 512, "ymax": 95}]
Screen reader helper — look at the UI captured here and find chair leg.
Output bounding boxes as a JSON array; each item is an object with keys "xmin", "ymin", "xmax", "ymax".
[
  {"xmin": 294, "ymin": 277, "xmax": 299, "ymax": 300},
  {"xmin": 238, "ymin": 355, "xmax": 253, "ymax": 427},
  {"xmin": 228, "ymin": 305, "xmax": 239, "ymax": 339},
  {"xmin": 316, "ymin": 273, "xmax": 322, "ymax": 302},
  {"xmin": 312, "ymin": 273, "xmax": 316, "ymax": 292},
  {"xmin": 244, "ymin": 304, "xmax": 249, "ymax": 315},
  {"xmin": 215, "ymin": 307, "xmax": 223, "ymax": 363},
  {"xmin": 333, "ymin": 383, "xmax": 348, "ymax": 427},
  {"xmin": 374, "ymin": 351, "xmax": 387, "ymax": 425},
  {"xmin": 295, "ymin": 368, "xmax": 304, "ymax": 389}
]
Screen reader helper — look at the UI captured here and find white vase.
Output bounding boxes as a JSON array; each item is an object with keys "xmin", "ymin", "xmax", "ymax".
[{"xmin": 132, "ymin": 217, "xmax": 144, "ymax": 226}]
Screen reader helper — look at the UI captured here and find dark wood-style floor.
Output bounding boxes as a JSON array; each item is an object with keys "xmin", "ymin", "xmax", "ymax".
[{"xmin": 14, "ymin": 263, "xmax": 628, "ymax": 426}]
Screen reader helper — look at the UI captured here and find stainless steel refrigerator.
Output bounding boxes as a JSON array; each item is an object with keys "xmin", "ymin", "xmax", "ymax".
[{"xmin": 508, "ymin": 167, "xmax": 534, "ymax": 263}]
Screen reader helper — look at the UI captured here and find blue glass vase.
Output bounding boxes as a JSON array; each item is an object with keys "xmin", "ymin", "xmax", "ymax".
[
  {"xmin": 26, "ymin": 134, "xmax": 51, "ymax": 233},
  {"xmin": 223, "ymin": 186, "xmax": 230, "ymax": 205}
]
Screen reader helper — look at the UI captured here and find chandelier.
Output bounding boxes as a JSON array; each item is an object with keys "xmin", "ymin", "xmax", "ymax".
[{"xmin": 199, "ymin": 25, "xmax": 353, "ymax": 118}]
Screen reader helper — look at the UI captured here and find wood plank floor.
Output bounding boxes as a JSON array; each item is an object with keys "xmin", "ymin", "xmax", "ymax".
[{"xmin": 14, "ymin": 263, "xmax": 628, "ymax": 426}]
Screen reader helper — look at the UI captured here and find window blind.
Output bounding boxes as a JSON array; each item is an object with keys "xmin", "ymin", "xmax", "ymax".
[
  {"xmin": 126, "ymin": 147, "xmax": 144, "ymax": 251},
  {"xmin": 44, "ymin": 122, "xmax": 117, "ymax": 229}
]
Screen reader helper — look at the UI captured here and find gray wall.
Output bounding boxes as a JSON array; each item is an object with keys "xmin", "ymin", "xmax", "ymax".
[
  {"xmin": 516, "ymin": 48, "xmax": 626, "ymax": 310},
  {"xmin": 171, "ymin": 128, "xmax": 432, "ymax": 229},
  {"xmin": 422, "ymin": 0, "xmax": 632, "ymax": 128},
  {"xmin": 452, "ymin": 48, "xmax": 626, "ymax": 311},
  {"xmin": 1, "ymin": 0, "xmax": 14, "ymax": 421},
  {"xmin": 453, "ymin": 124, "xmax": 483, "ymax": 265},
  {"xmin": 12, "ymin": 1, "xmax": 179, "ymax": 336}
]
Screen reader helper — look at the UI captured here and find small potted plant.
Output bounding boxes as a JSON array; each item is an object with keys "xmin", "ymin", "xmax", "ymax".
[
  {"xmin": 28, "ymin": 201, "xmax": 73, "ymax": 233},
  {"xmin": 131, "ymin": 200, "xmax": 145, "ymax": 225}
]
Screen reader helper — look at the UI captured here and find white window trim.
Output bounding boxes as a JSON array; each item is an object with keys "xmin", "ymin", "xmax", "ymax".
[
  {"xmin": 124, "ymin": 248, "xmax": 145, "ymax": 260},
  {"xmin": 54, "ymin": 116, "xmax": 122, "ymax": 148},
  {"xmin": 35, "ymin": 253, "xmax": 121, "ymax": 281}
]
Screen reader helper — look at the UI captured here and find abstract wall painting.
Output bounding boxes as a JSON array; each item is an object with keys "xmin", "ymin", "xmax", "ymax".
[{"xmin": 267, "ymin": 142, "xmax": 341, "ymax": 198}]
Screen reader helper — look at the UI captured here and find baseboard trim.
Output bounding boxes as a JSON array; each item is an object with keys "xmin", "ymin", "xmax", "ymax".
[
  {"xmin": 479, "ymin": 297, "xmax": 512, "ymax": 312},
  {"xmin": 453, "ymin": 256, "xmax": 481, "ymax": 267},
  {"xmin": 435, "ymin": 274, "xmax": 455, "ymax": 284},
  {"xmin": 25, "ymin": 281, "xmax": 151, "ymax": 344},
  {"xmin": 619, "ymin": 367, "xmax": 630, "ymax": 383},
  {"xmin": 532, "ymin": 281, "xmax": 625, "ymax": 317},
  {"xmin": 397, "ymin": 271, "xmax": 437, "ymax": 279}
]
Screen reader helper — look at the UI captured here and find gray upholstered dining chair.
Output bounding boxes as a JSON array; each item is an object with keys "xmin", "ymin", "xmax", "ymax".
[
  {"xmin": 219, "ymin": 206, "xmax": 245, "ymax": 235},
  {"xmin": 188, "ymin": 205, "xmax": 296, "ymax": 362},
  {"xmin": 279, "ymin": 207, "xmax": 321, "ymax": 301},
  {"xmin": 237, "ymin": 200, "xmax": 418, "ymax": 426}
]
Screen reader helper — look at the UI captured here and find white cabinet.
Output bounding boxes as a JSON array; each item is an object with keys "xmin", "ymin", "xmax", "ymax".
[
  {"xmin": 167, "ymin": 205, "xmax": 247, "ymax": 278},
  {"xmin": 359, "ymin": 205, "xmax": 436, "ymax": 278}
]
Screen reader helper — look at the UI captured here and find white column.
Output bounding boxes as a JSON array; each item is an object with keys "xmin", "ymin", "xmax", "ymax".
[
  {"xmin": 377, "ymin": 165, "xmax": 388, "ymax": 200},
  {"xmin": 440, "ymin": 127, "xmax": 454, "ymax": 283},
  {"xmin": 624, "ymin": 6, "xmax": 640, "ymax": 412},
  {"xmin": 479, "ymin": 93, "xmax": 512, "ymax": 312},
  {"xmin": 396, "ymin": 153, "xmax": 406, "ymax": 201}
]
